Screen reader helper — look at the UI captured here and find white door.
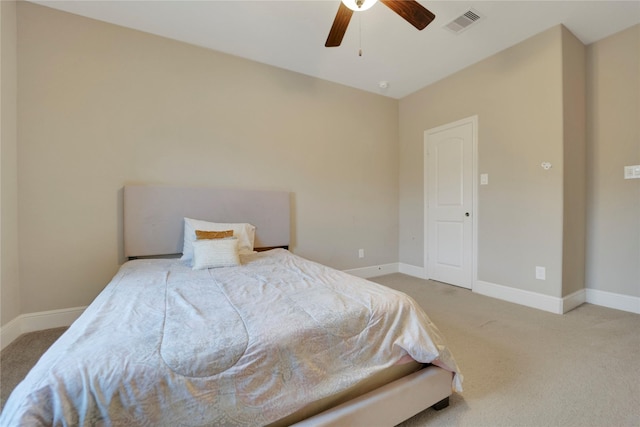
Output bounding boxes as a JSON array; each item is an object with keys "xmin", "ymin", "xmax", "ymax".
[{"xmin": 425, "ymin": 117, "xmax": 475, "ymax": 289}]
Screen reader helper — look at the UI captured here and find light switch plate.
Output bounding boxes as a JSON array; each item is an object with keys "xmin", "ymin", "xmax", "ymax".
[
  {"xmin": 624, "ymin": 165, "xmax": 640, "ymax": 179},
  {"xmin": 480, "ymin": 174, "xmax": 488, "ymax": 185}
]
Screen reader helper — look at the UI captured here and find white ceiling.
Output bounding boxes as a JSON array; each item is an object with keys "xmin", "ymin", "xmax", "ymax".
[{"xmin": 31, "ymin": 0, "xmax": 640, "ymax": 99}]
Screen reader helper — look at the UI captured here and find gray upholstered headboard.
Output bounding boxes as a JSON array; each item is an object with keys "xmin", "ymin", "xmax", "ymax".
[{"xmin": 124, "ymin": 185, "xmax": 290, "ymax": 258}]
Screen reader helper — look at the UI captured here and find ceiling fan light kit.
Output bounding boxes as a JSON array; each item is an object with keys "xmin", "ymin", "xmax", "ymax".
[
  {"xmin": 326, "ymin": 0, "xmax": 436, "ymax": 47},
  {"xmin": 342, "ymin": 0, "xmax": 378, "ymax": 12}
]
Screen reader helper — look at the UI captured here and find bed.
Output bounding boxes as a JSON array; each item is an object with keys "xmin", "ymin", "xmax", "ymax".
[{"xmin": 0, "ymin": 185, "xmax": 462, "ymax": 426}]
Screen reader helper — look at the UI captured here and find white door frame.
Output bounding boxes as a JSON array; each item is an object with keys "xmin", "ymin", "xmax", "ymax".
[{"xmin": 424, "ymin": 115, "xmax": 478, "ymax": 289}]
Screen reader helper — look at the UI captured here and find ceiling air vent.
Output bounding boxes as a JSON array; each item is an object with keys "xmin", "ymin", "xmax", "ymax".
[{"xmin": 444, "ymin": 9, "xmax": 483, "ymax": 34}]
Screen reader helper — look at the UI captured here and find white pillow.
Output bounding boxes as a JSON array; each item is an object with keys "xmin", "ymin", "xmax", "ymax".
[
  {"xmin": 181, "ymin": 218, "xmax": 255, "ymax": 261},
  {"xmin": 192, "ymin": 238, "xmax": 241, "ymax": 270}
]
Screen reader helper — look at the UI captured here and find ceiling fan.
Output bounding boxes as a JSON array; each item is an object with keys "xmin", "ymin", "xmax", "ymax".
[{"xmin": 325, "ymin": 0, "xmax": 436, "ymax": 47}]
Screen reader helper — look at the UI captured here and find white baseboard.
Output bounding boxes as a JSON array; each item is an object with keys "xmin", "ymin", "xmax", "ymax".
[
  {"xmin": 344, "ymin": 263, "xmax": 399, "ymax": 279},
  {"xmin": 562, "ymin": 289, "xmax": 586, "ymax": 313},
  {"xmin": 586, "ymin": 288, "xmax": 640, "ymax": 314},
  {"xmin": 343, "ymin": 263, "xmax": 426, "ymax": 279},
  {"xmin": 398, "ymin": 263, "xmax": 427, "ymax": 279},
  {"xmin": 398, "ymin": 263, "xmax": 639, "ymax": 315},
  {"xmin": 473, "ymin": 281, "xmax": 640, "ymax": 315},
  {"xmin": 1, "ymin": 306, "xmax": 86, "ymax": 351},
  {"xmin": 474, "ymin": 280, "xmax": 565, "ymax": 314},
  {"xmin": 0, "ymin": 317, "xmax": 22, "ymax": 351}
]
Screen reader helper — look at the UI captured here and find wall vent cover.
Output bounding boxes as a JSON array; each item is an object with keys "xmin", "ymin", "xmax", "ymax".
[{"xmin": 444, "ymin": 9, "xmax": 483, "ymax": 34}]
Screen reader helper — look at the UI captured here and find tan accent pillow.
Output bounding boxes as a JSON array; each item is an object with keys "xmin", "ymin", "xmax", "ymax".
[{"xmin": 195, "ymin": 229, "xmax": 234, "ymax": 240}]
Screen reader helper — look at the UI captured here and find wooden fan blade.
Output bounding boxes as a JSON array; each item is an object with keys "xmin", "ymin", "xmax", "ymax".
[
  {"xmin": 380, "ymin": 0, "xmax": 435, "ymax": 30},
  {"xmin": 325, "ymin": 2, "xmax": 354, "ymax": 47}
]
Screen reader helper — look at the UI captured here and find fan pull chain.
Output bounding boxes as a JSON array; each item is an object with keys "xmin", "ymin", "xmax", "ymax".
[{"xmin": 358, "ymin": 13, "xmax": 362, "ymax": 56}]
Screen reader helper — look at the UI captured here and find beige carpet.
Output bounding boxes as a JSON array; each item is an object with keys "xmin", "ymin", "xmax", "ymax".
[
  {"xmin": 372, "ymin": 274, "xmax": 640, "ymax": 427},
  {"xmin": 1, "ymin": 274, "xmax": 639, "ymax": 426},
  {"xmin": 1, "ymin": 326, "xmax": 67, "ymax": 410}
]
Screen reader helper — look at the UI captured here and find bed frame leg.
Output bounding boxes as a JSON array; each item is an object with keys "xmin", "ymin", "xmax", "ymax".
[{"xmin": 431, "ymin": 396, "xmax": 449, "ymax": 411}]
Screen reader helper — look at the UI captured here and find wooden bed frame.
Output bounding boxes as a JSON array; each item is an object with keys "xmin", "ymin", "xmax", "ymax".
[{"xmin": 123, "ymin": 185, "xmax": 453, "ymax": 426}]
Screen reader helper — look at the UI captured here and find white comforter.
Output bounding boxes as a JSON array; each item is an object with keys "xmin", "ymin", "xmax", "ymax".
[{"xmin": 1, "ymin": 249, "xmax": 461, "ymax": 426}]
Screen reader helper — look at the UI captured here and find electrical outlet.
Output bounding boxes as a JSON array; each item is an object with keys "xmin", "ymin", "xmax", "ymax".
[
  {"xmin": 535, "ymin": 266, "xmax": 546, "ymax": 280},
  {"xmin": 358, "ymin": 249, "xmax": 364, "ymax": 258}
]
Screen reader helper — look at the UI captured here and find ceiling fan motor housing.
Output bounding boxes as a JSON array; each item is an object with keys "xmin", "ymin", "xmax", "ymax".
[{"xmin": 326, "ymin": 0, "xmax": 436, "ymax": 47}]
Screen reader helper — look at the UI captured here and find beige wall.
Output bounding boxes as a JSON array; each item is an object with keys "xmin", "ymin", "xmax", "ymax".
[
  {"xmin": 399, "ymin": 26, "xmax": 566, "ymax": 297},
  {"xmin": 586, "ymin": 24, "xmax": 640, "ymax": 297},
  {"xmin": 1, "ymin": 0, "xmax": 21, "ymax": 326},
  {"xmin": 15, "ymin": 2, "xmax": 399, "ymax": 315},
  {"xmin": 561, "ymin": 26, "xmax": 587, "ymax": 297},
  {"xmin": 3, "ymin": 3, "xmax": 638, "ymax": 325},
  {"xmin": 399, "ymin": 23, "xmax": 638, "ymax": 301}
]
